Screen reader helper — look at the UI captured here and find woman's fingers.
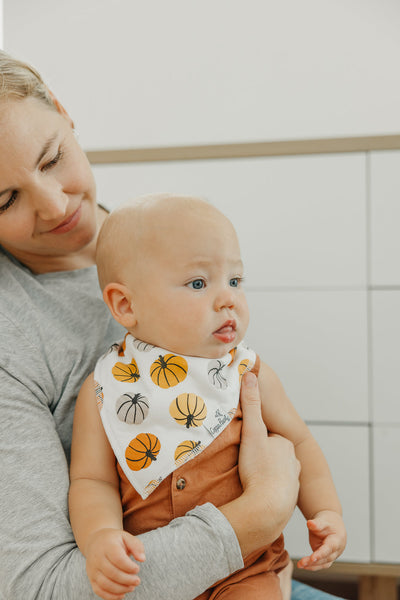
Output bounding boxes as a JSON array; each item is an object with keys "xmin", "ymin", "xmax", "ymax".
[{"xmin": 239, "ymin": 371, "xmax": 300, "ymax": 531}]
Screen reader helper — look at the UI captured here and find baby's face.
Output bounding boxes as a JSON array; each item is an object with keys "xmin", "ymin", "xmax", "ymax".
[{"xmin": 127, "ymin": 206, "xmax": 249, "ymax": 359}]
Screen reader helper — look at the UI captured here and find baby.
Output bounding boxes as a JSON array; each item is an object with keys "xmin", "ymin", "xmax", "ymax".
[{"xmin": 69, "ymin": 194, "xmax": 346, "ymax": 600}]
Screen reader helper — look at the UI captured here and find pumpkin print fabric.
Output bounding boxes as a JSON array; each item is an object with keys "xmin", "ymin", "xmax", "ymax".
[
  {"xmin": 125, "ymin": 433, "xmax": 161, "ymax": 471},
  {"xmin": 169, "ymin": 393, "xmax": 207, "ymax": 428},
  {"xmin": 94, "ymin": 334, "xmax": 256, "ymax": 499},
  {"xmin": 150, "ymin": 354, "xmax": 188, "ymax": 388}
]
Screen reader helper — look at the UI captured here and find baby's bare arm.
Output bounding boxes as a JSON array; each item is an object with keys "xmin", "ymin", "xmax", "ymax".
[
  {"xmin": 69, "ymin": 375, "xmax": 145, "ymax": 600},
  {"xmin": 258, "ymin": 362, "xmax": 346, "ymax": 568},
  {"xmin": 69, "ymin": 374, "xmax": 125, "ymax": 551}
]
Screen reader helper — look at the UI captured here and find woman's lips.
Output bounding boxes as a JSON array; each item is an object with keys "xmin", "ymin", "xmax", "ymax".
[
  {"xmin": 47, "ymin": 205, "xmax": 82, "ymax": 234},
  {"xmin": 213, "ymin": 320, "xmax": 237, "ymax": 343}
]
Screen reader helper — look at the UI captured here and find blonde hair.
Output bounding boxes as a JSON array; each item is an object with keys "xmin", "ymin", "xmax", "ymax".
[{"xmin": 0, "ymin": 50, "xmax": 55, "ymax": 108}]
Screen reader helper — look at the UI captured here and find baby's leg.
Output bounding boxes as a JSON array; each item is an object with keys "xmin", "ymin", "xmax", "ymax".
[
  {"xmin": 278, "ymin": 560, "xmax": 294, "ymax": 600},
  {"xmin": 209, "ymin": 571, "xmax": 283, "ymax": 600}
]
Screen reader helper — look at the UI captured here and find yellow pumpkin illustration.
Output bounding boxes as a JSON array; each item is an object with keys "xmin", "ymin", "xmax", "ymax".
[
  {"xmin": 174, "ymin": 440, "xmax": 202, "ymax": 465},
  {"xmin": 144, "ymin": 479, "xmax": 162, "ymax": 494},
  {"xmin": 112, "ymin": 358, "xmax": 140, "ymax": 383},
  {"xmin": 150, "ymin": 354, "xmax": 188, "ymax": 388},
  {"xmin": 169, "ymin": 393, "xmax": 207, "ymax": 428},
  {"xmin": 238, "ymin": 359, "xmax": 251, "ymax": 380},
  {"xmin": 125, "ymin": 433, "xmax": 161, "ymax": 471}
]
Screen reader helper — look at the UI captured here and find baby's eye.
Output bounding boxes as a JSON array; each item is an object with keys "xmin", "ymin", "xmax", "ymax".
[
  {"xmin": 229, "ymin": 277, "xmax": 242, "ymax": 288},
  {"xmin": 187, "ymin": 279, "xmax": 206, "ymax": 290}
]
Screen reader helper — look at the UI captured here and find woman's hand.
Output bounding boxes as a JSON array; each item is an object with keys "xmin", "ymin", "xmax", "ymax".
[
  {"xmin": 220, "ymin": 372, "xmax": 300, "ymax": 557},
  {"xmin": 239, "ymin": 372, "xmax": 300, "ymax": 522}
]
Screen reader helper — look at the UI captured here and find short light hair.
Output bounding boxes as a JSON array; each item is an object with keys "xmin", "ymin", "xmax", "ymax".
[{"xmin": 0, "ymin": 50, "xmax": 55, "ymax": 108}]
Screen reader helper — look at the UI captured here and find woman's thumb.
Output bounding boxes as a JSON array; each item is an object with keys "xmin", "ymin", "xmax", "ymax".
[{"xmin": 241, "ymin": 372, "xmax": 267, "ymax": 435}]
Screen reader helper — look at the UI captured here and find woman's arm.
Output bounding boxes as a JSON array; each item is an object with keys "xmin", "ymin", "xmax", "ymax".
[
  {"xmin": 0, "ymin": 366, "xmax": 240, "ymax": 600},
  {"xmin": 0, "ymin": 337, "xmax": 300, "ymax": 600}
]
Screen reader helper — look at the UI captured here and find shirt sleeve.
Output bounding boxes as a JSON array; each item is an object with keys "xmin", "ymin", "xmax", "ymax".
[{"xmin": 0, "ymin": 317, "xmax": 243, "ymax": 600}]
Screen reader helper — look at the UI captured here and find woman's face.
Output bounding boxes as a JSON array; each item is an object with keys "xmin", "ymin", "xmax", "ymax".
[{"xmin": 0, "ymin": 97, "xmax": 97, "ymax": 271}]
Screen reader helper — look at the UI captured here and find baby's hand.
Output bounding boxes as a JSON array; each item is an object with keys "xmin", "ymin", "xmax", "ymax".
[
  {"xmin": 297, "ymin": 510, "xmax": 346, "ymax": 571},
  {"xmin": 85, "ymin": 528, "xmax": 145, "ymax": 600}
]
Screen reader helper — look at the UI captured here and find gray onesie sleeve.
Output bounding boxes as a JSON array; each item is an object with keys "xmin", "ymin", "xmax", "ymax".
[{"xmin": 0, "ymin": 316, "xmax": 243, "ymax": 600}]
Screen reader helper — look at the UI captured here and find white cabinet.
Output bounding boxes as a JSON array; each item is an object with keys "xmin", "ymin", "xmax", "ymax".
[
  {"xmin": 284, "ymin": 425, "xmax": 370, "ymax": 563},
  {"xmin": 370, "ymin": 151, "xmax": 400, "ymax": 286},
  {"xmin": 93, "ymin": 152, "xmax": 367, "ymax": 287},
  {"xmin": 371, "ymin": 291, "xmax": 400, "ymax": 424},
  {"xmin": 246, "ymin": 291, "xmax": 368, "ymax": 423},
  {"xmin": 373, "ymin": 426, "xmax": 400, "ymax": 562}
]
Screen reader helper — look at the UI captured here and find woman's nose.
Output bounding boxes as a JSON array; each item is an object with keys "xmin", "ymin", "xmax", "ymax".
[{"xmin": 31, "ymin": 179, "xmax": 68, "ymax": 220}]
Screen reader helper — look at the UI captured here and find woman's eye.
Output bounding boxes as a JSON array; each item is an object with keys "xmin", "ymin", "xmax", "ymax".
[
  {"xmin": 41, "ymin": 149, "xmax": 63, "ymax": 172},
  {"xmin": 0, "ymin": 190, "xmax": 18, "ymax": 214},
  {"xmin": 188, "ymin": 279, "xmax": 205, "ymax": 290}
]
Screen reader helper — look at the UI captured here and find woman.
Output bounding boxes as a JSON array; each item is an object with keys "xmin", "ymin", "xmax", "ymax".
[{"xmin": 0, "ymin": 50, "xmax": 343, "ymax": 600}]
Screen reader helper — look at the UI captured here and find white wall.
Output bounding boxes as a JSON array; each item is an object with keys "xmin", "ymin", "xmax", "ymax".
[
  {"xmin": 4, "ymin": 0, "xmax": 400, "ymax": 149},
  {"xmin": 0, "ymin": 0, "xmax": 3, "ymax": 49}
]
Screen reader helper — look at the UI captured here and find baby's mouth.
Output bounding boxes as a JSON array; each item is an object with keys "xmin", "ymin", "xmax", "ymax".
[{"xmin": 213, "ymin": 320, "xmax": 237, "ymax": 343}]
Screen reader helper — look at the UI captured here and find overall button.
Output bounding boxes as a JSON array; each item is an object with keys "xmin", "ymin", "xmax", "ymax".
[{"xmin": 176, "ymin": 477, "xmax": 186, "ymax": 490}]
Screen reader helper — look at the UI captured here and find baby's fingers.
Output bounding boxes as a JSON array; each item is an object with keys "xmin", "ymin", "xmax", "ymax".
[
  {"xmin": 123, "ymin": 531, "xmax": 146, "ymax": 563},
  {"xmin": 298, "ymin": 541, "xmax": 341, "ymax": 571},
  {"xmin": 101, "ymin": 556, "xmax": 141, "ymax": 585},
  {"xmin": 92, "ymin": 569, "xmax": 140, "ymax": 600}
]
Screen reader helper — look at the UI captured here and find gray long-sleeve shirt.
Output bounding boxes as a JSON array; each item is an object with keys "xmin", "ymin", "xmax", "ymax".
[{"xmin": 0, "ymin": 247, "xmax": 243, "ymax": 599}]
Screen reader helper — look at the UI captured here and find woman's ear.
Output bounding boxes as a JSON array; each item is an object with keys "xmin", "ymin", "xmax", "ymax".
[{"xmin": 103, "ymin": 283, "xmax": 137, "ymax": 329}]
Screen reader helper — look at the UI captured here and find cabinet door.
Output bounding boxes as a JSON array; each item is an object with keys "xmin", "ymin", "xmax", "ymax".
[
  {"xmin": 246, "ymin": 291, "xmax": 368, "ymax": 422},
  {"xmin": 373, "ymin": 426, "xmax": 400, "ymax": 562},
  {"xmin": 93, "ymin": 152, "xmax": 367, "ymax": 288},
  {"xmin": 284, "ymin": 425, "xmax": 371, "ymax": 562},
  {"xmin": 371, "ymin": 291, "xmax": 400, "ymax": 424},
  {"xmin": 370, "ymin": 151, "xmax": 400, "ymax": 286}
]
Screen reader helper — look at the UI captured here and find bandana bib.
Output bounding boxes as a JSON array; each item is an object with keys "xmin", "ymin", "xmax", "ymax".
[{"xmin": 94, "ymin": 334, "xmax": 256, "ymax": 499}]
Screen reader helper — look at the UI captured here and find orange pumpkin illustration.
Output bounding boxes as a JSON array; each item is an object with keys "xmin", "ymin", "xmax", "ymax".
[
  {"xmin": 125, "ymin": 433, "xmax": 161, "ymax": 471},
  {"xmin": 169, "ymin": 393, "xmax": 207, "ymax": 428},
  {"xmin": 150, "ymin": 354, "xmax": 188, "ymax": 388},
  {"xmin": 238, "ymin": 359, "xmax": 251, "ymax": 380},
  {"xmin": 112, "ymin": 358, "xmax": 140, "ymax": 383},
  {"xmin": 228, "ymin": 347, "xmax": 237, "ymax": 366},
  {"xmin": 174, "ymin": 440, "xmax": 202, "ymax": 464}
]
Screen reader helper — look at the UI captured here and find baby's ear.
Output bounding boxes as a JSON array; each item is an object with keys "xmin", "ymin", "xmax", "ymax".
[{"xmin": 102, "ymin": 283, "xmax": 137, "ymax": 329}]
